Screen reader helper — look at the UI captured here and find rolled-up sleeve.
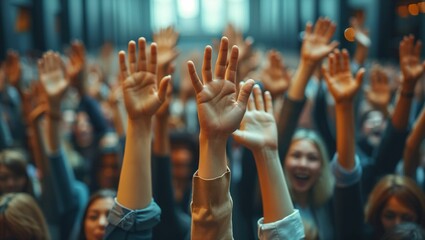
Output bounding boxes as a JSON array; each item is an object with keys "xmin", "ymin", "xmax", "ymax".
[
  {"xmin": 105, "ymin": 199, "xmax": 161, "ymax": 239},
  {"xmin": 331, "ymin": 154, "xmax": 362, "ymax": 187},
  {"xmin": 257, "ymin": 210, "xmax": 304, "ymax": 240}
]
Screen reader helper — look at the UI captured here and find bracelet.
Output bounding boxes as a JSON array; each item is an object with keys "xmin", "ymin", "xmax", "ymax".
[{"xmin": 400, "ymin": 91, "xmax": 414, "ymax": 98}]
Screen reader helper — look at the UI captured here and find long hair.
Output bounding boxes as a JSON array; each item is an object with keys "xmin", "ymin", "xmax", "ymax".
[
  {"xmin": 78, "ymin": 189, "xmax": 116, "ymax": 240},
  {"xmin": 0, "ymin": 193, "xmax": 50, "ymax": 240},
  {"xmin": 287, "ymin": 129, "xmax": 335, "ymax": 207},
  {"xmin": 365, "ymin": 175, "xmax": 425, "ymax": 237},
  {"xmin": 0, "ymin": 149, "xmax": 34, "ymax": 196}
]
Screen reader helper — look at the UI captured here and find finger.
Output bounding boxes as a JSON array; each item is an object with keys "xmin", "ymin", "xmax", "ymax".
[
  {"xmin": 318, "ymin": 18, "xmax": 330, "ymax": 37},
  {"xmin": 232, "ymin": 130, "xmax": 245, "ymax": 144},
  {"xmin": 137, "ymin": 37, "xmax": 147, "ymax": 71},
  {"xmin": 321, "ymin": 65, "xmax": 332, "ymax": 88},
  {"xmin": 157, "ymin": 75, "xmax": 171, "ymax": 102},
  {"xmin": 304, "ymin": 22, "xmax": 313, "ymax": 37},
  {"xmin": 225, "ymin": 45, "xmax": 239, "ymax": 83},
  {"xmin": 333, "ymin": 49, "xmax": 341, "ymax": 73},
  {"xmin": 128, "ymin": 41, "xmax": 137, "ymax": 74},
  {"xmin": 187, "ymin": 61, "xmax": 203, "ymax": 93},
  {"xmin": 399, "ymin": 38, "xmax": 406, "ymax": 61},
  {"xmin": 253, "ymin": 84, "xmax": 264, "ymax": 111},
  {"xmin": 355, "ymin": 68, "xmax": 366, "ymax": 91},
  {"xmin": 148, "ymin": 43, "xmax": 158, "ymax": 74},
  {"xmin": 247, "ymin": 93, "xmax": 255, "ymax": 111},
  {"xmin": 328, "ymin": 41, "xmax": 340, "ymax": 53},
  {"xmin": 237, "ymin": 79, "xmax": 255, "ymax": 109},
  {"xmin": 37, "ymin": 59, "xmax": 44, "ymax": 77},
  {"xmin": 264, "ymin": 91, "xmax": 274, "ymax": 114},
  {"xmin": 414, "ymin": 40, "xmax": 422, "ymax": 59},
  {"xmin": 324, "ymin": 22, "xmax": 337, "ymax": 42},
  {"xmin": 341, "ymin": 49, "xmax": 351, "ymax": 72},
  {"xmin": 407, "ymin": 35, "xmax": 414, "ymax": 55},
  {"xmin": 313, "ymin": 18, "xmax": 323, "ymax": 36},
  {"xmin": 329, "ymin": 53, "xmax": 336, "ymax": 76},
  {"xmin": 118, "ymin": 51, "xmax": 129, "ymax": 80},
  {"xmin": 215, "ymin": 36, "xmax": 229, "ymax": 79},
  {"xmin": 202, "ymin": 46, "xmax": 213, "ymax": 83}
]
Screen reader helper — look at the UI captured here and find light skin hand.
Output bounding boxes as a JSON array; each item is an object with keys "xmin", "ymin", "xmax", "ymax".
[
  {"xmin": 233, "ymin": 85, "xmax": 277, "ymax": 151},
  {"xmin": 365, "ymin": 65, "xmax": 391, "ymax": 111},
  {"xmin": 261, "ymin": 50, "xmax": 291, "ymax": 97},
  {"xmin": 399, "ymin": 35, "xmax": 425, "ymax": 87},
  {"xmin": 154, "ymin": 26, "xmax": 179, "ymax": 76},
  {"xmin": 188, "ymin": 37, "xmax": 255, "ymax": 139},
  {"xmin": 301, "ymin": 18, "xmax": 339, "ymax": 66},
  {"xmin": 38, "ymin": 51, "xmax": 70, "ymax": 110},
  {"xmin": 119, "ymin": 38, "xmax": 171, "ymax": 120},
  {"xmin": 322, "ymin": 49, "xmax": 365, "ymax": 103}
]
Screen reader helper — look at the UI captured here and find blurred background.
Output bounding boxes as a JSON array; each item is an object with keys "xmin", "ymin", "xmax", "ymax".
[{"xmin": 0, "ymin": 0, "xmax": 424, "ymax": 62}]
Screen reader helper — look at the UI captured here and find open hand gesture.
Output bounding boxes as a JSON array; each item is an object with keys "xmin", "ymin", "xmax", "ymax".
[
  {"xmin": 38, "ymin": 51, "xmax": 70, "ymax": 106},
  {"xmin": 187, "ymin": 37, "xmax": 255, "ymax": 138},
  {"xmin": 399, "ymin": 35, "xmax": 425, "ymax": 84},
  {"xmin": 233, "ymin": 85, "xmax": 277, "ymax": 151},
  {"xmin": 119, "ymin": 38, "xmax": 171, "ymax": 120},
  {"xmin": 365, "ymin": 65, "xmax": 391, "ymax": 110},
  {"xmin": 301, "ymin": 18, "xmax": 339, "ymax": 65},
  {"xmin": 261, "ymin": 50, "xmax": 291, "ymax": 97},
  {"xmin": 322, "ymin": 49, "xmax": 364, "ymax": 103}
]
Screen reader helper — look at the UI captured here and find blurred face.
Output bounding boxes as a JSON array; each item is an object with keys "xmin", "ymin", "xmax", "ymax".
[
  {"xmin": 74, "ymin": 112, "xmax": 94, "ymax": 147},
  {"xmin": 380, "ymin": 196, "xmax": 418, "ymax": 231},
  {"xmin": 97, "ymin": 153, "xmax": 120, "ymax": 189},
  {"xmin": 361, "ymin": 110, "xmax": 386, "ymax": 147},
  {"xmin": 84, "ymin": 197, "xmax": 114, "ymax": 240},
  {"xmin": 171, "ymin": 147, "xmax": 193, "ymax": 181},
  {"xmin": 285, "ymin": 139, "xmax": 322, "ymax": 194},
  {"xmin": 0, "ymin": 165, "xmax": 27, "ymax": 194}
]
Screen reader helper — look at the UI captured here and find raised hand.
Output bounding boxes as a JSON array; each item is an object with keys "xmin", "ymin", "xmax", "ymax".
[
  {"xmin": 67, "ymin": 40, "xmax": 85, "ymax": 80},
  {"xmin": 322, "ymin": 49, "xmax": 365, "ymax": 103},
  {"xmin": 365, "ymin": 65, "xmax": 391, "ymax": 111},
  {"xmin": 260, "ymin": 50, "xmax": 291, "ymax": 97},
  {"xmin": 119, "ymin": 37, "xmax": 171, "ymax": 120},
  {"xmin": 187, "ymin": 37, "xmax": 255, "ymax": 139},
  {"xmin": 233, "ymin": 85, "xmax": 277, "ymax": 151},
  {"xmin": 302, "ymin": 18, "xmax": 339, "ymax": 66},
  {"xmin": 38, "ymin": 51, "xmax": 70, "ymax": 107},
  {"xmin": 153, "ymin": 26, "xmax": 179, "ymax": 76},
  {"xmin": 399, "ymin": 35, "xmax": 425, "ymax": 85}
]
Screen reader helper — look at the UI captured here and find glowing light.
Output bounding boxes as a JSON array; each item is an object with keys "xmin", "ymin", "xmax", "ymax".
[
  {"xmin": 344, "ymin": 27, "xmax": 355, "ymax": 42},
  {"xmin": 397, "ymin": 5, "xmax": 408, "ymax": 17},
  {"xmin": 408, "ymin": 4, "xmax": 419, "ymax": 16},
  {"xmin": 177, "ymin": 0, "xmax": 199, "ymax": 19}
]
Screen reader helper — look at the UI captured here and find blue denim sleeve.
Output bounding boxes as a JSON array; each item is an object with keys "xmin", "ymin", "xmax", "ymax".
[
  {"xmin": 257, "ymin": 210, "xmax": 305, "ymax": 240},
  {"xmin": 331, "ymin": 154, "xmax": 362, "ymax": 187},
  {"xmin": 105, "ymin": 198, "xmax": 161, "ymax": 240}
]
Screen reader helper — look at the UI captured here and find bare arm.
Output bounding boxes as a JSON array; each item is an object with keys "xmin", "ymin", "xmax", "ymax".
[{"xmin": 403, "ymin": 107, "xmax": 425, "ymax": 177}]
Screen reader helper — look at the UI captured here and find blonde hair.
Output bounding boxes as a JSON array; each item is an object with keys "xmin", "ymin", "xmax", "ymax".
[
  {"xmin": 365, "ymin": 175, "xmax": 425, "ymax": 235},
  {"xmin": 0, "ymin": 193, "xmax": 50, "ymax": 240},
  {"xmin": 287, "ymin": 129, "xmax": 335, "ymax": 207}
]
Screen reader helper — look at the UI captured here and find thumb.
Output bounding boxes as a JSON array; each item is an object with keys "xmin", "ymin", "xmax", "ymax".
[{"xmin": 158, "ymin": 75, "xmax": 171, "ymax": 102}]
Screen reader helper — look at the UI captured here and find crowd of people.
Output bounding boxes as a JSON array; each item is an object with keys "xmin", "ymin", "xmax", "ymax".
[{"xmin": 0, "ymin": 14, "xmax": 425, "ymax": 240}]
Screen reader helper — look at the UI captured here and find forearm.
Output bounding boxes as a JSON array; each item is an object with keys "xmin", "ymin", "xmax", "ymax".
[
  {"xmin": 111, "ymin": 103, "xmax": 125, "ymax": 137},
  {"xmin": 403, "ymin": 108, "xmax": 425, "ymax": 177},
  {"xmin": 392, "ymin": 82, "xmax": 415, "ymax": 130},
  {"xmin": 46, "ymin": 106, "xmax": 62, "ymax": 154},
  {"xmin": 287, "ymin": 61, "xmax": 316, "ymax": 101},
  {"xmin": 153, "ymin": 117, "xmax": 170, "ymax": 156},
  {"xmin": 253, "ymin": 148, "xmax": 293, "ymax": 223},
  {"xmin": 335, "ymin": 103, "xmax": 356, "ymax": 170},
  {"xmin": 117, "ymin": 118, "xmax": 153, "ymax": 209},
  {"xmin": 198, "ymin": 132, "xmax": 228, "ymax": 179}
]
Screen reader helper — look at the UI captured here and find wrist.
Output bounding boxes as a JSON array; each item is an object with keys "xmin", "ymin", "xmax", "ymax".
[{"xmin": 253, "ymin": 147, "xmax": 279, "ymax": 162}]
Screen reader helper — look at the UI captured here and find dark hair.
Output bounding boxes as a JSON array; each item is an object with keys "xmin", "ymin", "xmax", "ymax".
[
  {"xmin": 78, "ymin": 189, "xmax": 116, "ymax": 240},
  {"xmin": 380, "ymin": 222, "xmax": 425, "ymax": 240},
  {"xmin": 0, "ymin": 149, "xmax": 34, "ymax": 196}
]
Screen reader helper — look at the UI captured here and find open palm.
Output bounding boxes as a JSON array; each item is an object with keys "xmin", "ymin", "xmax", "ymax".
[
  {"xmin": 119, "ymin": 38, "xmax": 171, "ymax": 120},
  {"xmin": 188, "ymin": 37, "xmax": 254, "ymax": 138},
  {"xmin": 233, "ymin": 86, "xmax": 277, "ymax": 151},
  {"xmin": 400, "ymin": 35, "xmax": 425, "ymax": 82},
  {"xmin": 38, "ymin": 51, "xmax": 69, "ymax": 103},
  {"xmin": 322, "ymin": 49, "xmax": 364, "ymax": 103}
]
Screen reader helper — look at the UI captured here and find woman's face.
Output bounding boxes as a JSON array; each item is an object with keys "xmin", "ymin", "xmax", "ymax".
[
  {"xmin": 361, "ymin": 110, "xmax": 386, "ymax": 147},
  {"xmin": 84, "ymin": 197, "xmax": 114, "ymax": 240},
  {"xmin": 285, "ymin": 139, "xmax": 322, "ymax": 194},
  {"xmin": 0, "ymin": 165, "xmax": 27, "ymax": 194},
  {"xmin": 380, "ymin": 196, "xmax": 418, "ymax": 231}
]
